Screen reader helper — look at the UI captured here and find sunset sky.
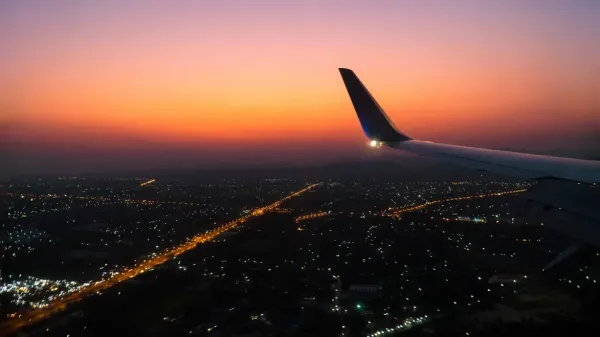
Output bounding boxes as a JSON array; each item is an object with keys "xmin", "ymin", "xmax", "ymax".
[{"xmin": 2, "ymin": 1, "xmax": 599, "ymax": 175}]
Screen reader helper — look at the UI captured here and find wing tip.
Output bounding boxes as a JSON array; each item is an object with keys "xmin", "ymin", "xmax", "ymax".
[
  {"xmin": 339, "ymin": 68, "xmax": 355, "ymax": 77},
  {"xmin": 338, "ymin": 67, "xmax": 411, "ymax": 142}
]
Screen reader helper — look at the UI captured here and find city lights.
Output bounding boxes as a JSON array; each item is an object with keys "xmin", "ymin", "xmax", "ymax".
[{"xmin": 0, "ymin": 183, "xmax": 320, "ymax": 334}]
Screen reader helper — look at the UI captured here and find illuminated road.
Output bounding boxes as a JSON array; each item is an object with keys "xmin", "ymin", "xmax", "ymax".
[
  {"xmin": 366, "ymin": 315, "xmax": 430, "ymax": 337},
  {"xmin": 293, "ymin": 189, "xmax": 527, "ymax": 224},
  {"xmin": 0, "ymin": 183, "xmax": 320, "ymax": 336},
  {"xmin": 139, "ymin": 178, "xmax": 156, "ymax": 187},
  {"xmin": 386, "ymin": 189, "xmax": 527, "ymax": 217},
  {"xmin": 295, "ymin": 211, "xmax": 331, "ymax": 223}
]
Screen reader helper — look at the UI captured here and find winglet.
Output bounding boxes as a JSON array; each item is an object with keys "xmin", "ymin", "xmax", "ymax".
[{"xmin": 339, "ymin": 68, "xmax": 410, "ymax": 142}]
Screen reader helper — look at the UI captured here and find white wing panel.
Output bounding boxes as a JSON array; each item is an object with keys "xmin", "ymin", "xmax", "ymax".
[{"xmin": 393, "ymin": 140, "xmax": 600, "ymax": 183}]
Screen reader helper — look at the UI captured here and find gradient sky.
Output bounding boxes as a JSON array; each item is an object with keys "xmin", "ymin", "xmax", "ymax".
[{"xmin": 2, "ymin": 1, "xmax": 599, "ymax": 175}]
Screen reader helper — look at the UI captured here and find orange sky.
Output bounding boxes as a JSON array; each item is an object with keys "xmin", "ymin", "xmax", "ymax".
[{"xmin": 2, "ymin": 1, "xmax": 599, "ymax": 174}]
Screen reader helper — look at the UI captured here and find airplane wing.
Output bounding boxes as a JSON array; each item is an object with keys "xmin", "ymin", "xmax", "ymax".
[{"xmin": 339, "ymin": 68, "xmax": 600, "ymax": 184}]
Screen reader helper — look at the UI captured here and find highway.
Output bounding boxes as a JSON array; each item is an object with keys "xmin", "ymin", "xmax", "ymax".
[
  {"xmin": 0, "ymin": 183, "xmax": 320, "ymax": 336},
  {"xmin": 295, "ymin": 211, "xmax": 331, "ymax": 223},
  {"xmin": 293, "ymin": 188, "xmax": 527, "ymax": 223},
  {"xmin": 139, "ymin": 178, "xmax": 156, "ymax": 187},
  {"xmin": 366, "ymin": 315, "xmax": 431, "ymax": 337},
  {"xmin": 386, "ymin": 189, "xmax": 527, "ymax": 217}
]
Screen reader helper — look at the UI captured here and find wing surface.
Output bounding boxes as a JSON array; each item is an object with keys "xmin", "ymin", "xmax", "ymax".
[{"xmin": 339, "ymin": 68, "xmax": 600, "ymax": 183}]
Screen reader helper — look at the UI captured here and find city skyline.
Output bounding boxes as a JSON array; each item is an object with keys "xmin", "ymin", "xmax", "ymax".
[{"xmin": 2, "ymin": 1, "xmax": 599, "ymax": 175}]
